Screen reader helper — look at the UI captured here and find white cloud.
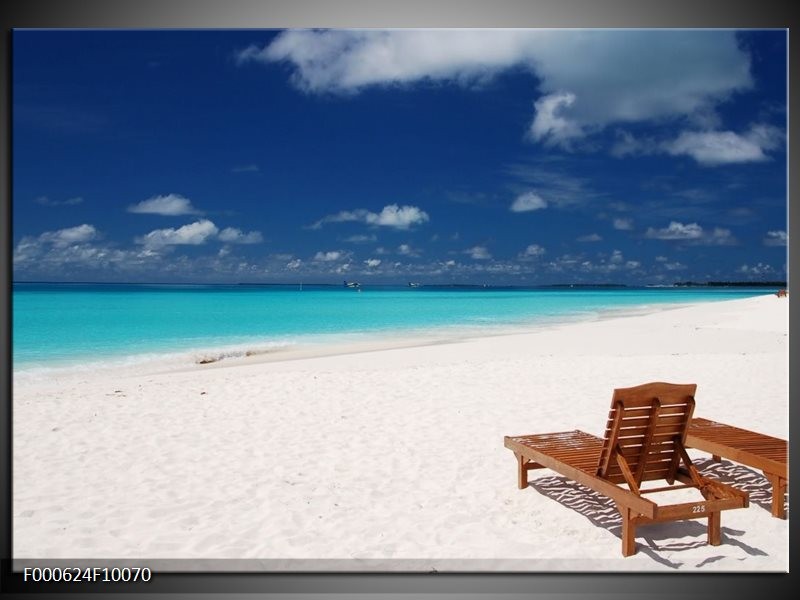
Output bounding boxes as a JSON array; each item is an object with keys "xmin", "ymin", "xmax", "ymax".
[
  {"xmin": 746, "ymin": 124, "xmax": 784, "ymax": 152},
  {"xmin": 14, "ymin": 224, "xmax": 101, "ymax": 267},
  {"xmin": 244, "ymin": 30, "xmax": 753, "ymax": 146},
  {"xmin": 614, "ymin": 123, "xmax": 783, "ymax": 165},
  {"xmin": 342, "ymin": 234, "xmax": 377, "ymax": 244},
  {"xmin": 739, "ymin": 262, "xmax": 775, "ymax": 276},
  {"xmin": 134, "ymin": 221, "xmax": 261, "ymax": 248},
  {"xmin": 128, "ymin": 194, "xmax": 202, "ymax": 216},
  {"xmin": 664, "ymin": 125, "xmax": 783, "ymax": 166},
  {"xmin": 505, "ymin": 164, "xmax": 597, "ymax": 209},
  {"xmin": 38, "ymin": 223, "xmax": 98, "ymax": 247},
  {"xmin": 286, "ymin": 259, "xmax": 302, "ymax": 270},
  {"xmin": 663, "ymin": 261, "xmax": 687, "ymax": 271},
  {"xmin": 364, "ymin": 258, "xmax": 382, "ymax": 267},
  {"xmin": 529, "ymin": 92, "xmax": 582, "ymax": 146},
  {"xmin": 397, "ymin": 243, "xmax": 420, "ymax": 257},
  {"xmin": 465, "ymin": 245, "xmax": 491, "ymax": 260},
  {"xmin": 313, "ymin": 250, "xmax": 344, "ymax": 262},
  {"xmin": 510, "ymin": 191, "xmax": 547, "ymax": 213},
  {"xmin": 35, "ymin": 196, "xmax": 84, "ymax": 207},
  {"xmin": 764, "ymin": 230, "xmax": 787, "ymax": 247},
  {"xmin": 577, "ymin": 233, "xmax": 602, "ymax": 243},
  {"xmin": 13, "ymin": 225, "xmax": 177, "ymax": 276},
  {"xmin": 12, "ymin": 239, "xmax": 41, "ymax": 265},
  {"xmin": 645, "ymin": 221, "xmax": 704, "ymax": 240},
  {"xmin": 314, "ymin": 210, "xmax": 371, "ymax": 228},
  {"xmin": 240, "ymin": 29, "xmax": 540, "ymax": 92},
  {"xmin": 610, "ymin": 130, "xmax": 657, "ymax": 157},
  {"xmin": 645, "ymin": 221, "xmax": 736, "ymax": 245},
  {"xmin": 519, "ymin": 244, "xmax": 546, "ymax": 259},
  {"xmin": 136, "ymin": 219, "xmax": 219, "ymax": 247},
  {"xmin": 544, "ymin": 253, "xmax": 580, "ymax": 272},
  {"xmin": 613, "ymin": 218, "xmax": 633, "ymax": 231},
  {"xmin": 705, "ymin": 227, "xmax": 736, "ymax": 245},
  {"xmin": 563, "ymin": 250, "xmax": 642, "ymax": 275},
  {"xmin": 218, "ymin": 227, "xmax": 264, "ymax": 244},
  {"xmin": 371, "ymin": 205, "xmax": 429, "ymax": 228},
  {"xmin": 313, "ymin": 203, "xmax": 429, "ymax": 230}
]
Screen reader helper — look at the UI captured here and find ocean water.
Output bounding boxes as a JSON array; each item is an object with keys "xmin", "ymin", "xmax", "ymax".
[{"xmin": 12, "ymin": 283, "xmax": 778, "ymax": 371}]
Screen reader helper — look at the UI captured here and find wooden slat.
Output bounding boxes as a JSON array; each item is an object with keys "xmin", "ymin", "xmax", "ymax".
[
  {"xmin": 640, "ymin": 484, "xmax": 694, "ymax": 494},
  {"xmin": 613, "ymin": 405, "xmax": 691, "ymax": 417},
  {"xmin": 637, "ymin": 398, "xmax": 660, "ymax": 485},
  {"xmin": 686, "ymin": 418, "xmax": 788, "ymax": 479},
  {"xmin": 609, "ymin": 457, "xmax": 673, "ymax": 474},
  {"xmin": 607, "ymin": 422, "xmax": 689, "ymax": 442},
  {"xmin": 679, "ymin": 397, "xmax": 696, "ymax": 443},
  {"xmin": 616, "ymin": 414, "xmax": 689, "ymax": 429},
  {"xmin": 615, "ymin": 449, "xmax": 640, "ymax": 494},
  {"xmin": 606, "ymin": 458, "xmax": 673, "ymax": 475},
  {"xmin": 504, "ymin": 432, "xmax": 657, "ymax": 518},
  {"xmin": 677, "ymin": 440, "xmax": 703, "ymax": 487},
  {"xmin": 599, "ymin": 402, "xmax": 625, "ymax": 477}
]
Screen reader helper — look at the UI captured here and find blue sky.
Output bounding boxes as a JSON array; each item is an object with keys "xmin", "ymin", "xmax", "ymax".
[{"xmin": 12, "ymin": 29, "xmax": 787, "ymax": 284}]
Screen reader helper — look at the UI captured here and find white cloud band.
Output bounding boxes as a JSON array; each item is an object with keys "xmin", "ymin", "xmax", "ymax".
[
  {"xmin": 241, "ymin": 29, "xmax": 753, "ymax": 148},
  {"xmin": 136, "ymin": 219, "xmax": 219, "ymax": 247},
  {"xmin": 313, "ymin": 203, "xmax": 429, "ymax": 230},
  {"xmin": 128, "ymin": 194, "xmax": 202, "ymax": 216}
]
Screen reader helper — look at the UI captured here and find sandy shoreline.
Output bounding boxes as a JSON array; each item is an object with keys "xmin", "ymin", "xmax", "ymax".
[{"xmin": 12, "ymin": 294, "xmax": 789, "ymax": 571}]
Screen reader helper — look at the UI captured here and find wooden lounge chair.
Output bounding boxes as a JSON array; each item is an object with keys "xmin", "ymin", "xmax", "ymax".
[
  {"xmin": 687, "ymin": 418, "xmax": 788, "ymax": 518},
  {"xmin": 504, "ymin": 382, "xmax": 749, "ymax": 556}
]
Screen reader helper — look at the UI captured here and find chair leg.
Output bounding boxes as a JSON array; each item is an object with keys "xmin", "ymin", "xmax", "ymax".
[
  {"xmin": 707, "ymin": 511, "xmax": 721, "ymax": 546},
  {"xmin": 516, "ymin": 453, "xmax": 528, "ymax": 490},
  {"xmin": 712, "ymin": 454, "xmax": 721, "ymax": 462},
  {"xmin": 765, "ymin": 472, "xmax": 787, "ymax": 519},
  {"xmin": 618, "ymin": 505, "xmax": 636, "ymax": 557}
]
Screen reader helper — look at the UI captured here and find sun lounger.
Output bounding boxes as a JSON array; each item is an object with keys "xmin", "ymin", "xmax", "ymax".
[
  {"xmin": 504, "ymin": 382, "xmax": 749, "ymax": 556},
  {"xmin": 687, "ymin": 417, "xmax": 788, "ymax": 518}
]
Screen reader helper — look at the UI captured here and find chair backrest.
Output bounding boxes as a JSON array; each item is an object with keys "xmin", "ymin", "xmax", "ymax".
[{"xmin": 596, "ymin": 382, "xmax": 697, "ymax": 487}]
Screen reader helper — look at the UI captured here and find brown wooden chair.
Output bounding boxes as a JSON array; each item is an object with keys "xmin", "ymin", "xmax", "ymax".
[
  {"xmin": 687, "ymin": 418, "xmax": 788, "ymax": 518},
  {"xmin": 504, "ymin": 382, "xmax": 749, "ymax": 556}
]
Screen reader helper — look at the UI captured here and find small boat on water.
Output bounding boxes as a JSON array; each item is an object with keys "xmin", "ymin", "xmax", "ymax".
[
  {"xmin": 343, "ymin": 280, "xmax": 361, "ymax": 289},
  {"xmin": 407, "ymin": 282, "xmax": 421, "ymax": 288}
]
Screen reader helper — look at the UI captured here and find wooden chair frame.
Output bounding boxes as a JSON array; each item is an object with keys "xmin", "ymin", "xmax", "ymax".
[
  {"xmin": 504, "ymin": 383, "xmax": 749, "ymax": 557},
  {"xmin": 687, "ymin": 417, "xmax": 788, "ymax": 519}
]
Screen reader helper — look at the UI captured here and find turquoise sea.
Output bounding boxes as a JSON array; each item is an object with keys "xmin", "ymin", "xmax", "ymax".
[{"xmin": 12, "ymin": 283, "xmax": 779, "ymax": 370}]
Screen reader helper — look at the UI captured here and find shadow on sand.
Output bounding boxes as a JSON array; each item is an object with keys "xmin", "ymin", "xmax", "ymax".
[
  {"xmin": 530, "ymin": 460, "xmax": 772, "ymax": 569},
  {"xmin": 694, "ymin": 456, "xmax": 789, "ymax": 519}
]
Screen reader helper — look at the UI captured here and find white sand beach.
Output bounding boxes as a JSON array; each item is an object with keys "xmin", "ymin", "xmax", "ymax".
[{"xmin": 12, "ymin": 294, "xmax": 789, "ymax": 572}]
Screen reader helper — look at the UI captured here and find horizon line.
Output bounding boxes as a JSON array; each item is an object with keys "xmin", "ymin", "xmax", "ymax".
[{"xmin": 11, "ymin": 279, "xmax": 788, "ymax": 288}]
